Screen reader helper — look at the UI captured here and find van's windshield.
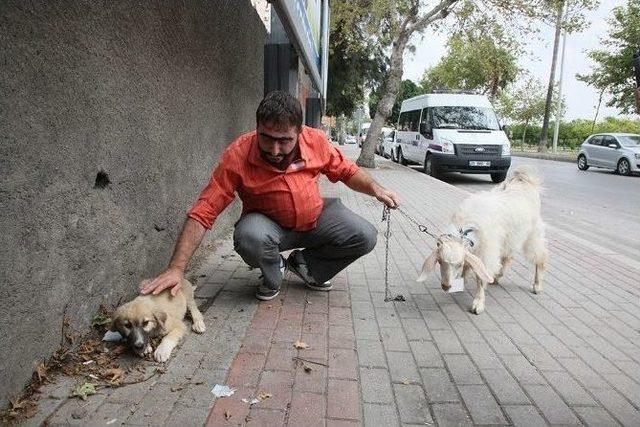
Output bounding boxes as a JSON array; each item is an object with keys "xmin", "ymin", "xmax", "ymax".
[{"xmin": 431, "ymin": 106, "xmax": 500, "ymax": 131}]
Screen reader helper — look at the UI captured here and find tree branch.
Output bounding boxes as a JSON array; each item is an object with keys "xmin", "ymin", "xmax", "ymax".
[{"xmin": 409, "ymin": 0, "xmax": 458, "ymax": 33}]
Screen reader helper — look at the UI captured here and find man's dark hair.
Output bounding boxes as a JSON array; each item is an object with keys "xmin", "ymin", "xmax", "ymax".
[{"xmin": 256, "ymin": 90, "xmax": 303, "ymax": 130}]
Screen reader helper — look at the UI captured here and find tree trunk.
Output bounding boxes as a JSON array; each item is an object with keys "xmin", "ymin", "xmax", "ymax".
[
  {"xmin": 539, "ymin": 1, "xmax": 564, "ymax": 153},
  {"xmin": 522, "ymin": 119, "xmax": 529, "ymax": 151},
  {"xmin": 337, "ymin": 114, "xmax": 346, "ymax": 145},
  {"xmin": 591, "ymin": 88, "xmax": 604, "ymax": 133},
  {"xmin": 356, "ymin": 33, "xmax": 410, "ymax": 168}
]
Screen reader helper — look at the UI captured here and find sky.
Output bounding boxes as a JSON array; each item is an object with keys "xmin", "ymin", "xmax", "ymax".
[{"xmin": 402, "ymin": 0, "xmax": 628, "ymax": 121}]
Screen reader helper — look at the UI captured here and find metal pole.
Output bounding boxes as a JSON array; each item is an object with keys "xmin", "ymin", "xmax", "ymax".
[{"xmin": 552, "ymin": 11, "xmax": 567, "ymax": 154}]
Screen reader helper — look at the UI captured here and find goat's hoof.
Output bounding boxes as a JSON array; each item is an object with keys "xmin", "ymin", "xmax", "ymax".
[
  {"xmin": 192, "ymin": 321, "xmax": 206, "ymax": 334},
  {"xmin": 470, "ymin": 300, "xmax": 485, "ymax": 315}
]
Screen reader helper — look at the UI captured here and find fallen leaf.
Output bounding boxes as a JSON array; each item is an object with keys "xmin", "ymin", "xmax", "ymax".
[
  {"xmin": 35, "ymin": 363, "xmax": 47, "ymax": 382},
  {"xmin": 401, "ymin": 378, "xmax": 410, "ymax": 385},
  {"xmin": 9, "ymin": 398, "xmax": 27, "ymax": 410},
  {"xmin": 70, "ymin": 383, "xmax": 96, "ymax": 400},
  {"xmin": 303, "ymin": 364, "xmax": 313, "ymax": 373},
  {"xmin": 293, "ymin": 340, "xmax": 309, "ymax": 349},
  {"xmin": 257, "ymin": 391, "xmax": 272, "ymax": 401},
  {"xmin": 224, "ymin": 410, "xmax": 232, "ymax": 420},
  {"xmin": 91, "ymin": 314, "xmax": 112, "ymax": 328},
  {"xmin": 170, "ymin": 385, "xmax": 184, "ymax": 392}
]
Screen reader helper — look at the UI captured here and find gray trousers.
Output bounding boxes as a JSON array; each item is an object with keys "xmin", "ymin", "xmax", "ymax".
[{"xmin": 233, "ymin": 198, "xmax": 378, "ymax": 290}]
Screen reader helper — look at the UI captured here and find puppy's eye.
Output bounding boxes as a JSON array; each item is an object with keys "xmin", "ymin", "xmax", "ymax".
[
  {"xmin": 143, "ymin": 320, "xmax": 150, "ymax": 327},
  {"xmin": 123, "ymin": 321, "xmax": 131, "ymax": 328}
]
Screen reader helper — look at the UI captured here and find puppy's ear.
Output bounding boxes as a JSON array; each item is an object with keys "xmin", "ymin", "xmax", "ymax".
[
  {"xmin": 464, "ymin": 250, "xmax": 493, "ymax": 283},
  {"xmin": 153, "ymin": 310, "xmax": 168, "ymax": 332},
  {"xmin": 417, "ymin": 248, "xmax": 439, "ymax": 282},
  {"xmin": 109, "ymin": 309, "xmax": 121, "ymax": 332}
]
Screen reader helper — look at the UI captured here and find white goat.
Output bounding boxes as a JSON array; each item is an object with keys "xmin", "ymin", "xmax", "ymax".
[{"xmin": 417, "ymin": 166, "xmax": 548, "ymax": 314}]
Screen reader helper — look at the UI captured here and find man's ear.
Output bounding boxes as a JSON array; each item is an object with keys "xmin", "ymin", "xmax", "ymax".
[
  {"xmin": 153, "ymin": 311, "xmax": 168, "ymax": 332},
  {"xmin": 417, "ymin": 248, "xmax": 439, "ymax": 282},
  {"xmin": 464, "ymin": 250, "xmax": 493, "ymax": 283}
]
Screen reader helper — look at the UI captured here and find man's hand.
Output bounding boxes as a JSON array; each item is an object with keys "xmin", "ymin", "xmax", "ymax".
[
  {"xmin": 374, "ymin": 186, "xmax": 400, "ymax": 209},
  {"xmin": 140, "ymin": 267, "xmax": 184, "ymax": 296},
  {"xmin": 345, "ymin": 170, "xmax": 401, "ymax": 209}
]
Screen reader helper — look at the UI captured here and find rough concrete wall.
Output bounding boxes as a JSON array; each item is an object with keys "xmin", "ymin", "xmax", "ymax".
[{"xmin": 0, "ymin": 0, "xmax": 265, "ymax": 403}]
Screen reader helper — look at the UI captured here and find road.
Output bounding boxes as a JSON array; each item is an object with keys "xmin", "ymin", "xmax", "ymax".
[{"xmin": 426, "ymin": 156, "xmax": 640, "ymax": 262}]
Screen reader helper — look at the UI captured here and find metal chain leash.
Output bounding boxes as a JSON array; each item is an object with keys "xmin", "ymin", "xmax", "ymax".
[{"xmin": 381, "ymin": 205, "xmax": 440, "ymax": 302}]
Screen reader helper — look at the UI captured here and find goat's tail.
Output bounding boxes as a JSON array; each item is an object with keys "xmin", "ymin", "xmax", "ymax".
[{"xmin": 503, "ymin": 165, "xmax": 542, "ymax": 189}]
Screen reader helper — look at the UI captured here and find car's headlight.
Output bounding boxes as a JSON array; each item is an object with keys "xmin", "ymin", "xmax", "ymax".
[
  {"xmin": 502, "ymin": 142, "xmax": 511, "ymax": 156},
  {"xmin": 441, "ymin": 139, "xmax": 455, "ymax": 154}
]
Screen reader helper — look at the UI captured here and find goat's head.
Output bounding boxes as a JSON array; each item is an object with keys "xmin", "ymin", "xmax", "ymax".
[{"xmin": 416, "ymin": 234, "xmax": 493, "ymax": 290}]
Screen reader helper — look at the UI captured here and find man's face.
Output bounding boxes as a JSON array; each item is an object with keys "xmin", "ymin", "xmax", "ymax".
[{"xmin": 256, "ymin": 122, "xmax": 299, "ymax": 164}]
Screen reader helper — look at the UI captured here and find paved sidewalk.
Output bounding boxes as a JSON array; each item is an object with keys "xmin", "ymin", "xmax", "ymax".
[{"xmin": 30, "ymin": 145, "xmax": 640, "ymax": 426}]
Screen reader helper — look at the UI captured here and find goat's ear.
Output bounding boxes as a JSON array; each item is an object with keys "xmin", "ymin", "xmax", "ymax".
[
  {"xmin": 464, "ymin": 250, "xmax": 493, "ymax": 283},
  {"xmin": 417, "ymin": 248, "xmax": 439, "ymax": 282}
]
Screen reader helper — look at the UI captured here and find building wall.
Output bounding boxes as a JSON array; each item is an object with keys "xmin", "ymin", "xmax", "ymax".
[{"xmin": 0, "ymin": 0, "xmax": 266, "ymax": 403}]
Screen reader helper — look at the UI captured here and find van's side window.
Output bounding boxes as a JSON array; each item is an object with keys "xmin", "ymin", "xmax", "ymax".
[
  {"xmin": 420, "ymin": 108, "xmax": 431, "ymax": 127},
  {"xmin": 400, "ymin": 109, "xmax": 420, "ymax": 132},
  {"xmin": 398, "ymin": 112, "xmax": 409, "ymax": 131}
]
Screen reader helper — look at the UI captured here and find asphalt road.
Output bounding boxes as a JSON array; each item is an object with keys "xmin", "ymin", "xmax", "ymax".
[{"xmin": 421, "ymin": 156, "xmax": 640, "ymax": 261}]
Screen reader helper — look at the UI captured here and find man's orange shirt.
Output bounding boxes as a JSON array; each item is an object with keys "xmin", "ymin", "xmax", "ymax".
[{"xmin": 188, "ymin": 126, "xmax": 359, "ymax": 231}]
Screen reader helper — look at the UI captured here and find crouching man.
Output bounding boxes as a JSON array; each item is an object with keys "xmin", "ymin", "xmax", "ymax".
[{"xmin": 141, "ymin": 91, "xmax": 399, "ymax": 301}]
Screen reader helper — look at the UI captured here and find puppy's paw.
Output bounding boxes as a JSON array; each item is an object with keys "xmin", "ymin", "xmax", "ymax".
[
  {"xmin": 470, "ymin": 299, "xmax": 485, "ymax": 315},
  {"xmin": 141, "ymin": 344, "xmax": 153, "ymax": 356},
  {"xmin": 192, "ymin": 321, "xmax": 206, "ymax": 334},
  {"xmin": 154, "ymin": 341, "xmax": 175, "ymax": 363},
  {"xmin": 532, "ymin": 283, "xmax": 542, "ymax": 294}
]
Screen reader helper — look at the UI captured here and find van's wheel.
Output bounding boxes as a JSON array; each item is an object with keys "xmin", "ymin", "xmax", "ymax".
[
  {"xmin": 398, "ymin": 148, "xmax": 408, "ymax": 166},
  {"xmin": 577, "ymin": 154, "xmax": 589, "ymax": 171},
  {"xmin": 423, "ymin": 154, "xmax": 440, "ymax": 178},
  {"xmin": 617, "ymin": 158, "xmax": 631, "ymax": 175},
  {"xmin": 391, "ymin": 148, "xmax": 398, "ymax": 163},
  {"xmin": 491, "ymin": 172, "xmax": 507, "ymax": 183}
]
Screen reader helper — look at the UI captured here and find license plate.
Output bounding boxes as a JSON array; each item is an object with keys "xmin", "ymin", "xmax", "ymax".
[{"xmin": 469, "ymin": 161, "xmax": 491, "ymax": 167}]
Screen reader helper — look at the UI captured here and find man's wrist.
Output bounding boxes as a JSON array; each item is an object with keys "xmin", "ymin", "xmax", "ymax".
[{"xmin": 168, "ymin": 263, "xmax": 186, "ymax": 272}]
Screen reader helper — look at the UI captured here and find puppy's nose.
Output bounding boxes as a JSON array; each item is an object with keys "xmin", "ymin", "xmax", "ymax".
[
  {"xmin": 441, "ymin": 283, "xmax": 451, "ymax": 291},
  {"xmin": 133, "ymin": 341, "xmax": 145, "ymax": 349}
]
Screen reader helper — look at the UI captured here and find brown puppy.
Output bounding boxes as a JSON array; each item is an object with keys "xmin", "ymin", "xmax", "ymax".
[{"xmin": 110, "ymin": 279, "xmax": 205, "ymax": 362}]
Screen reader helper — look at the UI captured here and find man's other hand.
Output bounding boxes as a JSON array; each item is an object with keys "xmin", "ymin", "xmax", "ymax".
[
  {"xmin": 140, "ymin": 267, "xmax": 184, "ymax": 296},
  {"xmin": 375, "ymin": 187, "xmax": 400, "ymax": 209}
]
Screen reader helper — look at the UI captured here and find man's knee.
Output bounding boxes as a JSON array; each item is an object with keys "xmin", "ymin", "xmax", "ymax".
[
  {"xmin": 233, "ymin": 217, "xmax": 280, "ymax": 257},
  {"xmin": 354, "ymin": 220, "xmax": 378, "ymax": 255}
]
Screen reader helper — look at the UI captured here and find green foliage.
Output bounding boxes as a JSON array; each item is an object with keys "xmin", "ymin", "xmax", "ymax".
[
  {"xmin": 576, "ymin": 0, "xmax": 640, "ymax": 114},
  {"xmin": 508, "ymin": 117, "xmax": 640, "ymax": 149},
  {"xmin": 369, "ymin": 79, "xmax": 423, "ymax": 124},
  {"xmin": 325, "ymin": 3, "xmax": 386, "ymax": 117},
  {"xmin": 418, "ymin": 23, "xmax": 520, "ymax": 100},
  {"xmin": 497, "ymin": 77, "xmax": 564, "ymax": 124}
]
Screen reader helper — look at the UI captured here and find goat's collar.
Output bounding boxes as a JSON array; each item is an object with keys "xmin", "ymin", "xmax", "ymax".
[{"xmin": 443, "ymin": 225, "xmax": 477, "ymax": 248}]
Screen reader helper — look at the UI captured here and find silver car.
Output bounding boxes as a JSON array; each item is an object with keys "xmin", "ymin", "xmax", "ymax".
[{"xmin": 577, "ymin": 133, "xmax": 640, "ymax": 176}]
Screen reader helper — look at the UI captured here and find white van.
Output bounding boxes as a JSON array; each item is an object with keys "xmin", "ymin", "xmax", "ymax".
[{"xmin": 394, "ymin": 93, "xmax": 511, "ymax": 182}]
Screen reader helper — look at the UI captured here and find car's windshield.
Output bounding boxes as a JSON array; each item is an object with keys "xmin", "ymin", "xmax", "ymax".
[
  {"xmin": 431, "ymin": 106, "xmax": 500, "ymax": 131},
  {"xmin": 617, "ymin": 135, "xmax": 640, "ymax": 147}
]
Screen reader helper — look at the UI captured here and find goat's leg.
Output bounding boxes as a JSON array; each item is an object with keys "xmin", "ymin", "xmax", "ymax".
[
  {"xmin": 524, "ymin": 223, "xmax": 548, "ymax": 294},
  {"xmin": 493, "ymin": 256, "xmax": 513, "ymax": 285},
  {"xmin": 471, "ymin": 276, "xmax": 487, "ymax": 314}
]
